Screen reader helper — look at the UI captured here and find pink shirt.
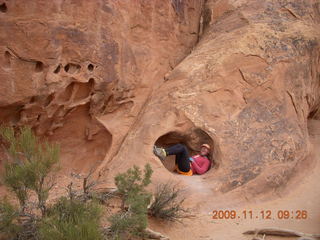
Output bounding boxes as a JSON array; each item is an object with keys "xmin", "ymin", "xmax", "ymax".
[{"xmin": 190, "ymin": 154, "xmax": 211, "ymax": 174}]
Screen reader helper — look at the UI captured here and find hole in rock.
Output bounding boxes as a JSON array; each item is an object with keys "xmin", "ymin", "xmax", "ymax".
[
  {"xmin": 64, "ymin": 63, "xmax": 81, "ymax": 74},
  {"xmin": 73, "ymin": 79, "xmax": 94, "ymax": 101},
  {"xmin": 308, "ymin": 106, "xmax": 320, "ymax": 120},
  {"xmin": 59, "ymin": 82, "xmax": 75, "ymax": 102},
  {"xmin": 87, "ymin": 64, "xmax": 94, "ymax": 71},
  {"xmin": 64, "ymin": 64, "xmax": 69, "ymax": 72},
  {"xmin": 53, "ymin": 64, "xmax": 61, "ymax": 74},
  {"xmin": 45, "ymin": 93, "xmax": 55, "ymax": 107},
  {"xmin": 89, "ymin": 78, "xmax": 95, "ymax": 84},
  {"xmin": 35, "ymin": 61, "xmax": 44, "ymax": 72},
  {"xmin": 0, "ymin": 3, "xmax": 7, "ymax": 13},
  {"xmin": 47, "ymin": 104, "xmax": 112, "ymax": 173},
  {"xmin": 154, "ymin": 128, "xmax": 218, "ymax": 174},
  {"xmin": 4, "ymin": 51, "xmax": 11, "ymax": 68},
  {"xmin": 307, "ymin": 105, "xmax": 320, "ymax": 135}
]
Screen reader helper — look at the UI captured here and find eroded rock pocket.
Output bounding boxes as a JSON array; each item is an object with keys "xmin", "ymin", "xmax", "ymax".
[
  {"xmin": 0, "ymin": 3, "xmax": 7, "ymax": 13},
  {"xmin": 154, "ymin": 128, "xmax": 218, "ymax": 174}
]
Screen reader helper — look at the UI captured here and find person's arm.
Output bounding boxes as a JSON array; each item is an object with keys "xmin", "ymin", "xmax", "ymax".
[{"xmin": 191, "ymin": 157, "xmax": 210, "ymax": 175}]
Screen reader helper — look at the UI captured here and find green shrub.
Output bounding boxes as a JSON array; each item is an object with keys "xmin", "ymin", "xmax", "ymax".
[
  {"xmin": 39, "ymin": 197, "xmax": 103, "ymax": 240},
  {"xmin": 3, "ymin": 162, "xmax": 29, "ymax": 211},
  {"xmin": 0, "ymin": 197, "xmax": 20, "ymax": 239},
  {"xmin": 109, "ymin": 164, "xmax": 153, "ymax": 238},
  {"xmin": 148, "ymin": 183, "xmax": 188, "ymax": 221},
  {"xmin": 0, "ymin": 126, "xmax": 60, "ymax": 215},
  {"xmin": 0, "ymin": 126, "xmax": 107, "ymax": 240}
]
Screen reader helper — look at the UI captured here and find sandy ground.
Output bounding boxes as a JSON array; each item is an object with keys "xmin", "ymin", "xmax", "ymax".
[{"xmin": 149, "ymin": 119, "xmax": 320, "ymax": 240}]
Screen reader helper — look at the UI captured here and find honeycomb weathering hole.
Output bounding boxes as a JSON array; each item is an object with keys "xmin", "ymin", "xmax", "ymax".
[
  {"xmin": 308, "ymin": 107, "xmax": 320, "ymax": 120},
  {"xmin": 45, "ymin": 93, "xmax": 55, "ymax": 107},
  {"xmin": 64, "ymin": 63, "xmax": 81, "ymax": 74},
  {"xmin": 54, "ymin": 64, "xmax": 61, "ymax": 74},
  {"xmin": 0, "ymin": 3, "xmax": 7, "ymax": 13},
  {"xmin": 4, "ymin": 51, "xmax": 11, "ymax": 68},
  {"xmin": 154, "ymin": 128, "xmax": 219, "ymax": 173},
  {"xmin": 35, "ymin": 61, "xmax": 44, "ymax": 72},
  {"xmin": 87, "ymin": 64, "xmax": 94, "ymax": 71},
  {"xmin": 74, "ymin": 80, "xmax": 94, "ymax": 100}
]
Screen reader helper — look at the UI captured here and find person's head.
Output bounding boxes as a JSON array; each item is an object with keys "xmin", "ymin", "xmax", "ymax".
[{"xmin": 200, "ymin": 143, "xmax": 211, "ymax": 157}]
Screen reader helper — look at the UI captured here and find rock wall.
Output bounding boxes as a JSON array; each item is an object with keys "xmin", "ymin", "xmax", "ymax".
[
  {"xmin": 0, "ymin": 0, "xmax": 203, "ymax": 172},
  {"xmin": 1, "ymin": 0, "xmax": 320, "ymax": 194},
  {"xmin": 99, "ymin": 0, "xmax": 320, "ymax": 194}
]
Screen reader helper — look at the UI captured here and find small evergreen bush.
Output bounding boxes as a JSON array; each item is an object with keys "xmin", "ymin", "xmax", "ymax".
[
  {"xmin": 109, "ymin": 164, "xmax": 153, "ymax": 238},
  {"xmin": 0, "ymin": 126, "xmax": 60, "ymax": 216},
  {"xmin": 0, "ymin": 197, "xmax": 20, "ymax": 239},
  {"xmin": 38, "ymin": 197, "xmax": 103, "ymax": 240}
]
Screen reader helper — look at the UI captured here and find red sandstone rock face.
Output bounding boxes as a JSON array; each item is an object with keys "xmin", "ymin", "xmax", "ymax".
[
  {"xmin": 0, "ymin": 0, "xmax": 203, "ymax": 172},
  {"xmin": 0, "ymin": 0, "xmax": 320, "ymax": 195},
  {"xmin": 98, "ymin": 0, "xmax": 320, "ymax": 194}
]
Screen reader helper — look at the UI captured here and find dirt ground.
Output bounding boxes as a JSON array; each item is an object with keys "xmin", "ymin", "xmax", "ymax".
[{"xmin": 148, "ymin": 119, "xmax": 320, "ymax": 240}]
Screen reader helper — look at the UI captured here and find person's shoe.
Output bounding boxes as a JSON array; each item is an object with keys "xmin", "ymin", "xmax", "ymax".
[{"xmin": 153, "ymin": 146, "xmax": 167, "ymax": 161}]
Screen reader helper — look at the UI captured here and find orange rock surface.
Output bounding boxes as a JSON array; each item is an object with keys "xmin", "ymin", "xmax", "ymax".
[{"xmin": 0, "ymin": 0, "xmax": 203, "ymax": 173}]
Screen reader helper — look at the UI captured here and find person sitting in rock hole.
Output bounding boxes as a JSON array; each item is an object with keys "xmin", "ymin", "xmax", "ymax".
[{"xmin": 153, "ymin": 143, "xmax": 212, "ymax": 176}]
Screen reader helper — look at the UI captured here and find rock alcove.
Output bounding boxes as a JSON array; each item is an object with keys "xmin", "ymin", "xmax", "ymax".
[{"xmin": 154, "ymin": 128, "xmax": 219, "ymax": 174}]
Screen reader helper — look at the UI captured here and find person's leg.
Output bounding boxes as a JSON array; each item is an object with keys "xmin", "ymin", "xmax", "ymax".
[
  {"xmin": 165, "ymin": 143, "xmax": 187, "ymax": 155},
  {"xmin": 165, "ymin": 144, "xmax": 190, "ymax": 172}
]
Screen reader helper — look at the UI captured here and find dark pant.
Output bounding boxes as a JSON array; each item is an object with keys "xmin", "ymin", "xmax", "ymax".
[{"xmin": 165, "ymin": 143, "xmax": 190, "ymax": 172}]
